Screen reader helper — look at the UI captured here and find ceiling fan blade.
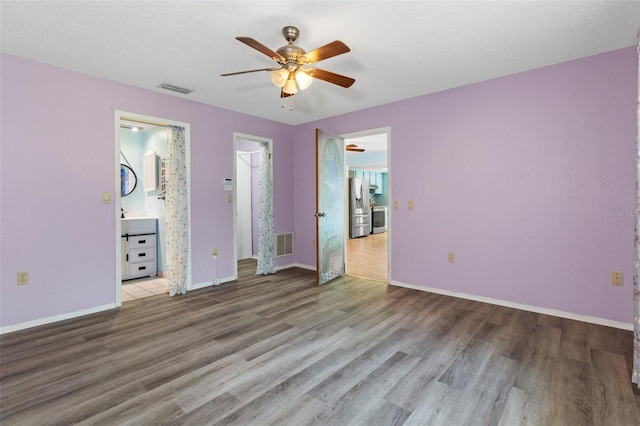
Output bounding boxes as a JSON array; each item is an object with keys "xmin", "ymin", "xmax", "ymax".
[
  {"xmin": 307, "ymin": 68, "xmax": 355, "ymax": 88},
  {"xmin": 236, "ymin": 37, "xmax": 286, "ymax": 63},
  {"xmin": 346, "ymin": 144, "xmax": 365, "ymax": 152},
  {"xmin": 221, "ymin": 67, "xmax": 280, "ymax": 77},
  {"xmin": 301, "ymin": 40, "xmax": 350, "ymax": 64},
  {"xmin": 280, "ymin": 89, "xmax": 294, "ymax": 98}
]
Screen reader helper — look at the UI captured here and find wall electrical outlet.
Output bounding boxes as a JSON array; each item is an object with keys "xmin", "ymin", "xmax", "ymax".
[
  {"xmin": 448, "ymin": 252, "xmax": 456, "ymax": 263},
  {"xmin": 17, "ymin": 271, "xmax": 29, "ymax": 285},
  {"xmin": 212, "ymin": 247, "xmax": 218, "ymax": 256},
  {"xmin": 611, "ymin": 272, "xmax": 623, "ymax": 286}
]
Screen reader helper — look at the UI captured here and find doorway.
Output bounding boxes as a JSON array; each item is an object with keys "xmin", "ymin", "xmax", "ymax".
[
  {"xmin": 342, "ymin": 128, "xmax": 391, "ymax": 282},
  {"xmin": 114, "ymin": 111, "xmax": 192, "ymax": 305},
  {"xmin": 233, "ymin": 133, "xmax": 273, "ymax": 278}
]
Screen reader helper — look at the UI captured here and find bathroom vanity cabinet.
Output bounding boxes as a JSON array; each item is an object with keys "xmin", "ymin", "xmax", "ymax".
[{"xmin": 121, "ymin": 218, "xmax": 157, "ymax": 280}]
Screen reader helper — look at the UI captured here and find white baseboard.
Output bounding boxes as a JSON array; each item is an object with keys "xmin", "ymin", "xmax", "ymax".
[
  {"xmin": 389, "ymin": 280, "xmax": 633, "ymax": 331},
  {"xmin": 275, "ymin": 263, "xmax": 316, "ymax": 272},
  {"xmin": 0, "ymin": 303, "xmax": 117, "ymax": 335},
  {"xmin": 190, "ymin": 276, "xmax": 236, "ymax": 290}
]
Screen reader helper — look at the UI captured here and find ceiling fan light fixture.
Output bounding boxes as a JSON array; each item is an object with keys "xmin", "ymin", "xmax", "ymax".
[
  {"xmin": 283, "ymin": 77, "xmax": 298, "ymax": 95},
  {"xmin": 295, "ymin": 69, "xmax": 313, "ymax": 90},
  {"xmin": 270, "ymin": 68, "xmax": 289, "ymax": 88},
  {"xmin": 222, "ymin": 26, "xmax": 355, "ymax": 102}
]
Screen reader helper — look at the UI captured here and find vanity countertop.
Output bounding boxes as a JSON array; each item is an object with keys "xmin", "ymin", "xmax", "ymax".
[{"xmin": 122, "ymin": 217, "xmax": 157, "ymax": 236}]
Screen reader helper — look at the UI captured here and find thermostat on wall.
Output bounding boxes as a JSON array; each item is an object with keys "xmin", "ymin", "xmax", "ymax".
[{"xmin": 224, "ymin": 178, "xmax": 233, "ymax": 191}]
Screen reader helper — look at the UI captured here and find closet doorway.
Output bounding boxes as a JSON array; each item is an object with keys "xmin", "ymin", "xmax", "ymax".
[
  {"xmin": 114, "ymin": 111, "xmax": 192, "ymax": 304},
  {"xmin": 233, "ymin": 133, "xmax": 273, "ymax": 278}
]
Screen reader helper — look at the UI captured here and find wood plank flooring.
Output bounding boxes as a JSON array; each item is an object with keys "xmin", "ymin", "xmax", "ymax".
[
  {"xmin": 347, "ymin": 232, "xmax": 388, "ymax": 282},
  {"xmin": 1, "ymin": 259, "xmax": 639, "ymax": 425}
]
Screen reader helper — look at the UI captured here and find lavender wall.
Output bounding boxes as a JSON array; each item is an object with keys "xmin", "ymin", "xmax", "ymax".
[
  {"xmin": 1, "ymin": 47, "xmax": 636, "ymax": 330},
  {"xmin": 293, "ymin": 47, "xmax": 637, "ymax": 324},
  {"xmin": 0, "ymin": 54, "xmax": 293, "ymax": 329}
]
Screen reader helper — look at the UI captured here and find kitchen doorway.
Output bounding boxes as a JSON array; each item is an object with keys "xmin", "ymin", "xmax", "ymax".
[{"xmin": 342, "ymin": 128, "xmax": 391, "ymax": 282}]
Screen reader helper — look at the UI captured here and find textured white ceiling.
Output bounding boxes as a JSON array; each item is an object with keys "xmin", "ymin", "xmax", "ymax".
[{"xmin": 1, "ymin": 1, "xmax": 638, "ymax": 125}]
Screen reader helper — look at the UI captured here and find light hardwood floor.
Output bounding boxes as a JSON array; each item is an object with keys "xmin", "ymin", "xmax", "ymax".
[
  {"xmin": 1, "ymin": 259, "xmax": 639, "ymax": 425},
  {"xmin": 347, "ymin": 232, "xmax": 388, "ymax": 282}
]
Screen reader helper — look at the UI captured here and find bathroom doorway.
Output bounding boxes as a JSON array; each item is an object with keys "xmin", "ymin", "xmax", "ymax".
[{"xmin": 114, "ymin": 111, "xmax": 192, "ymax": 304}]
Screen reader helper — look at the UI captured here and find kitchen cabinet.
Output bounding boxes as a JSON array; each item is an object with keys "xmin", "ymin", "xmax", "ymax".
[
  {"xmin": 370, "ymin": 171, "xmax": 383, "ymax": 194},
  {"xmin": 122, "ymin": 218, "xmax": 157, "ymax": 280},
  {"xmin": 351, "ymin": 169, "xmax": 384, "ymax": 194}
]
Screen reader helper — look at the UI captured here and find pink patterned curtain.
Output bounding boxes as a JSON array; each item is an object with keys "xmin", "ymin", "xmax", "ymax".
[{"xmin": 633, "ymin": 30, "xmax": 640, "ymax": 388}]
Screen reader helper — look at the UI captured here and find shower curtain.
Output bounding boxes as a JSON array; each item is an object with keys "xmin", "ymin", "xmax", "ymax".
[
  {"xmin": 166, "ymin": 125, "xmax": 189, "ymax": 296},
  {"xmin": 633, "ymin": 31, "xmax": 639, "ymax": 388},
  {"xmin": 256, "ymin": 141, "xmax": 274, "ymax": 275}
]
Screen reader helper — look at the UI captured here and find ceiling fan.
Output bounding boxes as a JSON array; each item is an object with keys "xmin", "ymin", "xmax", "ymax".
[
  {"xmin": 221, "ymin": 26, "xmax": 355, "ymax": 98},
  {"xmin": 346, "ymin": 144, "xmax": 365, "ymax": 152}
]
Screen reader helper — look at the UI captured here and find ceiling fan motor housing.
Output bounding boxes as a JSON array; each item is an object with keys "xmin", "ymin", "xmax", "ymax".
[{"xmin": 277, "ymin": 26, "xmax": 308, "ymax": 72}]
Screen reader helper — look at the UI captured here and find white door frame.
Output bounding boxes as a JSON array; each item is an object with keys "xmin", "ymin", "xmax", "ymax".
[
  {"xmin": 233, "ymin": 132, "xmax": 273, "ymax": 279},
  {"xmin": 340, "ymin": 127, "xmax": 391, "ymax": 282},
  {"xmin": 114, "ymin": 110, "xmax": 192, "ymax": 305}
]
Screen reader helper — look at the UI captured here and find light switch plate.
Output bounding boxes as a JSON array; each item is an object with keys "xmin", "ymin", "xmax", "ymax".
[
  {"xmin": 408, "ymin": 200, "xmax": 414, "ymax": 210},
  {"xmin": 394, "ymin": 200, "xmax": 399, "ymax": 209},
  {"xmin": 448, "ymin": 252, "xmax": 456, "ymax": 263},
  {"xmin": 102, "ymin": 192, "xmax": 111, "ymax": 204}
]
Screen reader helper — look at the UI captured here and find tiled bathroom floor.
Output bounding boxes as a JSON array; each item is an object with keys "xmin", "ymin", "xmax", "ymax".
[{"xmin": 122, "ymin": 277, "xmax": 168, "ymax": 301}]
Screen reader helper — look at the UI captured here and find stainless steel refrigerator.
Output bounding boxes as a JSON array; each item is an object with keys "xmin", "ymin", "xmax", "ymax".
[{"xmin": 349, "ymin": 178, "xmax": 371, "ymax": 238}]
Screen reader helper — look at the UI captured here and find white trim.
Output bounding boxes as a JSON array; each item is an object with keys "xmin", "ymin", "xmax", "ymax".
[
  {"xmin": 341, "ymin": 127, "xmax": 392, "ymax": 140},
  {"xmin": 0, "ymin": 303, "xmax": 116, "ymax": 335},
  {"xmin": 389, "ymin": 280, "xmax": 633, "ymax": 331},
  {"xmin": 191, "ymin": 276, "xmax": 236, "ymax": 290},
  {"xmin": 275, "ymin": 263, "xmax": 316, "ymax": 272},
  {"xmin": 114, "ymin": 111, "xmax": 193, "ymax": 301}
]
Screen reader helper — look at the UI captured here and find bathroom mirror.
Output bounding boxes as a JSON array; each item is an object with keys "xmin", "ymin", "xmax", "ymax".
[{"xmin": 121, "ymin": 164, "xmax": 137, "ymax": 196}]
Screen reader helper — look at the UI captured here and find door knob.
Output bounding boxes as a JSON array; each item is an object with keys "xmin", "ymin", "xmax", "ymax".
[{"xmin": 313, "ymin": 212, "xmax": 326, "ymax": 218}]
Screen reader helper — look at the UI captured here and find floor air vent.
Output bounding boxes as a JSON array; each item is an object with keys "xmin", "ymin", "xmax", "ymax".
[{"xmin": 275, "ymin": 233, "xmax": 293, "ymax": 257}]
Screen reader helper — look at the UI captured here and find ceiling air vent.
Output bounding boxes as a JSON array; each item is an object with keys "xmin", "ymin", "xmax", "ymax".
[{"xmin": 159, "ymin": 82, "xmax": 193, "ymax": 94}]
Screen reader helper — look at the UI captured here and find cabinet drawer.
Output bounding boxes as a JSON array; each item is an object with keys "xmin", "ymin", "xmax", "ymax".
[
  {"xmin": 129, "ymin": 247, "xmax": 155, "ymax": 262},
  {"xmin": 128, "ymin": 260, "xmax": 156, "ymax": 279},
  {"xmin": 128, "ymin": 234, "xmax": 155, "ymax": 249}
]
